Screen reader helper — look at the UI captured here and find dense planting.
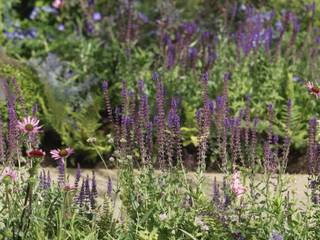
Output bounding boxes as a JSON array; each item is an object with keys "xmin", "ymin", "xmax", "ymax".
[{"xmin": 1, "ymin": 0, "xmax": 320, "ymax": 239}]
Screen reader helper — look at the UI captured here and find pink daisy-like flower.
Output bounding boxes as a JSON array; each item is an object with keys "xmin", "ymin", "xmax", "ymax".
[
  {"xmin": 63, "ymin": 183, "xmax": 77, "ymax": 192},
  {"xmin": 17, "ymin": 116, "xmax": 42, "ymax": 135},
  {"xmin": 0, "ymin": 167, "xmax": 17, "ymax": 183},
  {"xmin": 52, "ymin": 0, "xmax": 64, "ymax": 9},
  {"xmin": 50, "ymin": 148, "xmax": 74, "ymax": 161},
  {"xmin": 231, "ymin": 171, "xmax": 246, "ymax": 197},
  {"xmin": 27, "ymin": 149, "xmax": 46, "ymax": 158},
  {"xmin": 306, "ymin": 81, "xmax": 320, "ymax": 98}
]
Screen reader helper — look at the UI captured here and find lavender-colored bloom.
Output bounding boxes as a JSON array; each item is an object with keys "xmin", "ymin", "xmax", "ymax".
[
  {"xmin": 152, "ymin": 72, "xmax": 159, "ymax": 81},
  {"xmin": 107, "ymin": 176, "xmax": 112, "ymax": 197},
  {"xmin": 28, "ymin": 28, "xmax": 37, "ymax": 38},
  {"xmin": 84, "ymin": 175, "xmax": 91, "ymax": 204},
  {"xmin": 188, "ymin": 47, "xmax": 198, "ymax": 68},
  {"xmin": 166, "ymin": 43, "xmax": 175, "ymax": 70},
  {"xmin": 77, "ymin": 180, "xmax": 85, "ymax": 206},
  {"xmin": 39, "ymin": 171, "xmax": 44, "ymax": 189},
  {"xmin": 87, "ymin": 0, "xmax": 94, "ymax": 6},
  {"xmin": 162, "ymin": 33, "xmax": 171, "ymax": 47},
  {"xmin": 270, "ymin": 231, "xmax": 283, "ymax": 240},
  {"xmin": 212, "ymin": 177, "xmax": 220, "ymax": 205},
  {"xmin": 308, "ymin": 118, "xmax": 318, "ymax": 175},
  {"xmin": 5, "ymin": 81, "xmax": 18, "ymax": 163},
  {"xmin": 41, "ymin": 6, "xmax": 58, "ymax": 14},
  {"xmin": 57, "ymin": 24, "xmax": 65, "ymax": 31},
  {"xmin": 86, "ymin": 21, "xmax": 94, "ymax": 33},
  {"xmin": 137, "ymin": 12, "xmax": 149, "ymax": 23},
  {"xmin": 102, "ymin": 81, "xmax": 113, "ymax": 124},
  {"xmin": 57, "ymin": 160, "xmax": 65, "ymax": 186},
  {"xmin": 75, "ymin": 163, "xmax": 81, "ymax": 188},
  {"xmin": 30, "ymin": 7, "xmax": 40, "ymax": 20},
  {"xmin": 275, "ymin": 21, "xmax": 284, "ymax": 33},
  {"xmin": 92, "ymin": 12, "xmax": 102, "ymax": 22},
  {"xmin": 91, "ymin": 171, "xmax": 98, "ymax": 198},
  {"xmin": 182, "ymin": 22, "xmax": 197, "ymax": 36},
  {"xmin": 46, "ymin": 170, "xmax": 51, "ymax": 188},
  {"xmin": 0, "ymin": 113, "xmax": 4, "ymax": 162},
  {"xmin": 223, "ymin": 177, "xmax": 230, "ymax": 208},
  {"xmin": 12, "ymin": 78, "xmax": 26, "ymax": 116}
]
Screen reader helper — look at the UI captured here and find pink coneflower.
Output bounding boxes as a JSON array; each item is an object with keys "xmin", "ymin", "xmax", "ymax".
[
  {"xmin": 0, "ymin": 167, "xmax": 17, "ymax": 182},
  {"xmin": 306, "ymin": 81, "xmax": 320, "ymax": 98},
  {"xmin": 50, "ymin": 148, "xmax": 73, "ymax": 161},
  {"xmin": 17, "ymin": 116, "xmax": 42, "ymax": 135},
  {"xmin": 63, "ymin": 183, "xmax": 77, "ymax": 192},
  {"xmin": 27, "ymin": 149, "xmax": 46, "ymax": 158},
  {"xmin": 52, "ymin": 0, "xmax": 64, "ymax": 9},
  {"xmin": 231, "ymin": 171, "xmax": 246, "ymax": 197}
]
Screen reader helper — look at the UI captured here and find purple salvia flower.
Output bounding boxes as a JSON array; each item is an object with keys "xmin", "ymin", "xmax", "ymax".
[
  {"xmin": 188, "ymin": 47, "xmax": 198, "ymax": 69},
  {"xmin": 146, "ymin": 121, "xmax": 153, "ymax": 161},
  {"xmin": 282, "ymin": 99, "xmax": 291, "ymax": 166},
  {"xmin": 6, "ymin": 82, "xmax": 18, "ymax": 164},
  {"xmin": 212, "ymin": 177, "xmax": 220, "ymax": 205},
  {"xmin": 235, "ymin": 110, "xmax": 244, "ymax": 165},
  {"xmin": 264, "ymin": 27, "xmax": 273, "ymax": 54},
  {"xmin": 12, "ymin": 78, "xmax": 27, "ymax": 116},
  {"xmin": 166, "ymin": 43, "xmax": 176, "ymax": 70},
  {"xmin": 152, "ymin": 72, "xmax": 159, "ymax": 82},
  {"xmin": 251, "ymin": 116, "xmax": 258, "ymax": 165},
  {"xmin": 264, "ymin": 142, "xmax": 275, "ymax": 172},
  {"xmin": 42, "ymin": 170, "xmax": 47, "ymax": 189},
  {"xmin": 223, "ymin": 177, "xmax": 230, "ymax": 208},
  {"xmin": 308, "ymin": 118, "xmax": 317, "ymax": 175},
  {"xmin": 92, "ymin": 12, "xmax": 102, "ymax": 22},
  {"xmin": 77, "ymin": 180, "xmax": 85, "ymax": 207},
  {"xmin": 155, "ymin": 77, "xmax": 166, "ymax": 168},
  {"xmin": 57, "ymin": 160, "xmax": 65, "ymax": 186},
  {"xmin": 137, "ymin": 12, "xmax": 149, "ymax": 23},
  {"xmin": 267, "ymin": 104, "xmax": 273, "ymax": 145},
  {"xmin": 32, "ymin": 103, "xmax": 38, "ymax": 118},
  {"xmin": 107, "ymin": 176, "xmax": 112, "ymax": 198},
  {"xmin": 46, "ymin": 171, "xmax": 51, "ymax": 188},
  {"xmin": 39, "ymin": 171, "xmax": 44, "ymax": 190},
  {"xmin": 244, "ymin": 96, "xmax": 251, "ymax": 146},
  {"xmin": 0, "ymin": 113, "xmax": 4, "ymax": 162},
  {"xmin": 90, "ymin": 190, "xmax": 96, "ymax": 209},
  {"xmin": 87, "ymin": 0, "xmax": 94, "ymax": 6},
  {"xmin": 92, "ymin": 171, "xmax": 98, "ymax": 198},
  {"xmin": 102, "ymin": 81, "xmax": 113, "ymax": 124},
  {"xmin": 75, "ymin": 163, "xmax": 81, "ymax": 188},
  {"xmin": 270, "ymin": 231, "xmax": 283, "ymax": 240},
  {"xmin": 84, "ymin": 175, "xmax": 91, "ymax": 207}
]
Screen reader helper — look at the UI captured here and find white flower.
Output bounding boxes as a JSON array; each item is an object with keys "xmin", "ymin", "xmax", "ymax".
[{"xmin": 159, "ymin": 213, "xmax": 168, "ymax": 221}]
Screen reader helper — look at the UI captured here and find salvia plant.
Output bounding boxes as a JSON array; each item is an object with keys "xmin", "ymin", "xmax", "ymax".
[{"xmin": 1, "ymin": 0, "xmax": 320, "ymax": 239}]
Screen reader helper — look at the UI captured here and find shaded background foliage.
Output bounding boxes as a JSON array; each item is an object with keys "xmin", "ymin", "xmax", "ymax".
[{"xmin": 0, "ymin": 0, "xmax": 319, "ymax": 170}]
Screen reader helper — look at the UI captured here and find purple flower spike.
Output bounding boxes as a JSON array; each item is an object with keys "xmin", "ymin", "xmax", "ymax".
[
  {"xmin": 57, "ymin": 24, "xmax": 65, "ymax": 31},
  {"xmin": 0, "ymin": 113, "xmax": 4, "ymax": 162},
  {"xmin": 75, "ymin": 163, "xmax": 81, "ymax": 188},
  {"xmin": 92, "ymin": 171, "xmax": 98, "ymax": 198},
  {"xmin": 92, "ymin": 12, "xmax": 102, "ymax": 22},
  {"xmin": 57, "ymin": 160, "xmax": 65, "ymax": 186},
  {"xmin": 107, "ymin": 176, "xmax": 112, "ymax": 198},
  {"xmin": 212, "ymin": 177, "xmax": 220, "ymax": 205}
]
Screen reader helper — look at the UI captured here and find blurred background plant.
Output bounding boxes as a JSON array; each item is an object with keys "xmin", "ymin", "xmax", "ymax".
[{"xmin": 0, "ymin": 0, "xmax": 319, "ymax": 169}]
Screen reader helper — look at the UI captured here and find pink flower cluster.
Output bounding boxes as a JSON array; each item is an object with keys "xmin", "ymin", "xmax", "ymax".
[
  {"xmin": 17, "ymin": 116, "xmax": 42, "ymax": 135},
  {"xmin": 52, "ymin": 0, "xmax": 64, "ymax": 9},
  {"xmin": 306, "ymin": 81, "xmax": 320, "ymax": 98},
  {"xmin": 0, "ymin": 167, "xmax": 17, "ymax": 183},
  {"xmin": 50, "ymin": 148, "xmax": 74, "ymax": 161},
  {"xmin": 231, "ymin": 171, "xmax": 246, "ymax": 197}
]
